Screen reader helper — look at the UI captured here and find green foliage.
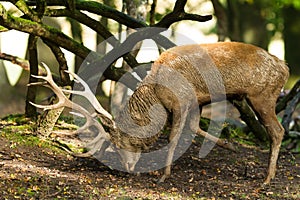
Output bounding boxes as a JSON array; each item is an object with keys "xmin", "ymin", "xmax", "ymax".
[
  {"xmin": 252, "ymin": 0, "xmax": 300, "ymax": 32},
  {"xmin": 0, "ymin": 25, "xmax": 8, "ymax": 32},
  {"xmin": 0, "ymin": 114, "xmax": 61, "ymax": 151},
  {"xmin": 221, "ymin": 123, "xmax": 259, "ymax": 146},
  {"xmin": 278, "ymin": 0, "xmax": 300, "ymax": 9}
]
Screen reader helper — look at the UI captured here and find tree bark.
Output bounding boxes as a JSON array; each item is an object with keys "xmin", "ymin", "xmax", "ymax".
[
  {"xmin": 230, "ymin": 99, "xmax": 267, "ymax": 142},
  {"xmin": 25, "ymin": 35, "xmax": 39, "ymax": 118}
]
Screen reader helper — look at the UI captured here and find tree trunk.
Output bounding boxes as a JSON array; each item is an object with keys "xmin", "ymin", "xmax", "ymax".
[
  {"xmin": 227, "ymin": 0, "xmax": 270, "ymax": 49},
  {"xmin": 25, "ymin": 35, "xmax": 39, "ymax": 118},
  {"xmin": 283, "ymin": 6, "xmax": 300, "ymax": 76}
]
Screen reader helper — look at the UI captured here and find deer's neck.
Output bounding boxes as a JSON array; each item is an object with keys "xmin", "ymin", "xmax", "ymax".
[{"xmin": 113, "ymin": 79, "xmax": 168, "ymax": 151}]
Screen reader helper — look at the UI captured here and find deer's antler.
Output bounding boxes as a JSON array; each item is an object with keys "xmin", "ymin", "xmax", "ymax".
[
  {"xmin": 62, "ymin": 70, "xmax": 114, "ymax": 123},
  {"xmin": 28, "ymin": 63, "xmax": 113, "ymax": 157}
]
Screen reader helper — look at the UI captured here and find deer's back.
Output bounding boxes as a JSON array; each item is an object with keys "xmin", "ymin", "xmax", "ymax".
[{"xmin": 152, "ymin": 42, "xmax": 289, "ymax": 104}]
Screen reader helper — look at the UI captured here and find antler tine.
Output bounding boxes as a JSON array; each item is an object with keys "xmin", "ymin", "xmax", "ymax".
[
  {"xmin": 69, "ymin": 109, "xmax": 112, "ymax": 158},
  {"xmin": 63, "ymin": 70, "xmax": 114, "ymax": 123},
  {"xmin": 27, "ymin": 63, "xmax": 73, "ymax": 110},
  {"xmin": 29, "ymin": 63, "xmax": 113, "ymax": 158},
  {"xmin": 29, "ymin": 101, "xmax": 66, "ymax": 110},
  {"xmin": 73, "ymin": 137, "xmax": 107, "ymax": 158},
  {"xmin": 27, "ymin": 81, "xmax": 48, "ymax": 87}
]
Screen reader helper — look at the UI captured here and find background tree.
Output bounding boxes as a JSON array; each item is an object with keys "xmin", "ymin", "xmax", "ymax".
[
  {"xmin": 283, "ymin": 5, "xmax": 300, "ymax": 76},
  {"xmin": 212, "ymin": 0, "xmax": 300, "ymax": 79}
]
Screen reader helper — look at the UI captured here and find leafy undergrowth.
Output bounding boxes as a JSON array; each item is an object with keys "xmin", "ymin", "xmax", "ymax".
[{"xmin": 0, "ymin": 114, "xmax": 300, "ymax": 199}]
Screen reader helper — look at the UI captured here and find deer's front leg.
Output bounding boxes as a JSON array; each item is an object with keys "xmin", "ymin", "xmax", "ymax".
[{"xmin": 158, "ymin": 108, "xmax": 189, "ymax": 183}]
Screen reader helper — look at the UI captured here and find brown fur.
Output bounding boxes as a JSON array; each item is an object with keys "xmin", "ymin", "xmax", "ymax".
[{"xmin": 110, "ymin": 42, "xmax": 289, "ymax": 184}]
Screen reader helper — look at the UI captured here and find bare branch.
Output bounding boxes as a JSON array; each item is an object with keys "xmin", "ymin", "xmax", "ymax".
[
  {"xmin": 45, "ymin": 9, "xmax": 140, "ymax": 69},
  {"xmin": 0, "ymin": 4, "xmax": 92, "ymax": 60},
  {"xmin": 155, "ymin": 0, "xmax": 212, "ymax": 28},
  {"xmin": 43, "ymin": 40, "xmax": 71, "ymax": 86},
  {"xmin": 230, "ymin": 99, "xmax": 267, "ymax": 142},
  {"xmin": 25, "ymin": 33, "xmax": 39, "ymax": 117},
  {"xmin": 276, "ymin": 79, "xmax": 300, "ymax": 113},
  {"xmin": 26, "ymin": 0, "xmax": 147, "ymax": 28},
  {"xmin": 0, "ymin": 52, "xmax": 29, "ymax": 71},
  {"xmin": 150, "ymin": 0, "xmax": 157, "ymax": 25}
]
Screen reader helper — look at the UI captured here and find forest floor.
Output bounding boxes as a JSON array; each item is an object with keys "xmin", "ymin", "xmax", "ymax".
[{"xmin": 0, "ymin": 115, "xmax": 300, "ymax": 200}]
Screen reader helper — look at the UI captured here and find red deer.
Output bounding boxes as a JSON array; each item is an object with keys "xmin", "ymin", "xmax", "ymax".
[{"xmin": 31, "ymin": 42, "xmax": 289, "ymax": 184}]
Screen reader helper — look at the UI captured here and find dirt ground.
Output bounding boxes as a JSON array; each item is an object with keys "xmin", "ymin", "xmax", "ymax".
[{"xmin": 0, "ymin": 119, "xmax": 300, "ymax": 199}]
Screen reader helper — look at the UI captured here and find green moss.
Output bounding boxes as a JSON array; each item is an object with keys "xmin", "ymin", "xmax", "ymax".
[{"xmin": 1, "ymin": 114, "xmax": 62, "ymax": 151}]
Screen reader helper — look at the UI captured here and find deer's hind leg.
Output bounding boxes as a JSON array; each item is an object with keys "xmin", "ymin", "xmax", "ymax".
[{"xmin": 246, "ymin": 91, "xmax": 284, "ymax": 184}]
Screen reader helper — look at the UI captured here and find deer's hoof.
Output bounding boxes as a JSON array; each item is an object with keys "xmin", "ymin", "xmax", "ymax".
[
  {"xmin": 157, "ymin": 175, "xmax": 167, "ymax": 183},
  {"xmin": 262, "ymin": 178, "xmax": 271, "ymax": 186}
]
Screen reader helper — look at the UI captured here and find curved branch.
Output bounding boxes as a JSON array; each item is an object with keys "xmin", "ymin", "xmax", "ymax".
[
  {"xmin": 0, "ymin": 52, "xmax": 29, "ymax": 70},
  {"xmin": 45, "ymin": 9, "xmax": 118, "ymax": 46},
  {"xmin": 155, "ymin": 0, "xmax": 212, "ymax": 28},
  {"xmin": 155, "ymin": 12, "xmax": 212, "ymax": 28},
  {"xmin": 43, "ymin": 40, "xmax": 71, "ymax": 85},
  {"xmin": 45, "ymin": 9, "xmax": 138, "ymax": 69},
  {"xmin": 26, "ymin": 0, "xmax": 146, "ymax": 28},
  {"xmin": 0, "ymin": 4, "xmax": 92, "ymax": 60},
  {"xmin": 173, "ymin": 0, "xmax": 187, "ymax": 13},
  {"xmin": 27, "ymin": 0, "xmax": 211, "ymax": 48},
  {"xmin": 45, "ymin": 8, "xmax": 175, "ymax": 50}
]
